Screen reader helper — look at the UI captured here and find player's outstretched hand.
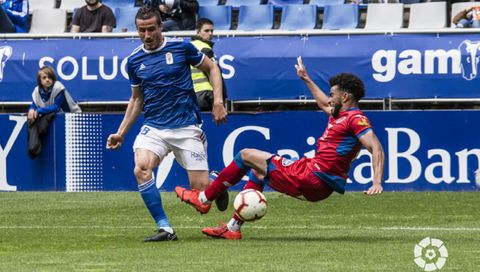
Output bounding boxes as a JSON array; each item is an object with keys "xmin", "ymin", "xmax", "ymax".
[
  {"xmin": 106, "ymin": 133, "xmax": 124, "ymax": 150},
  {"xmin": 363, "ymin": 184, "xmax": 383, "ymax": 196},
  {"xmin": 212, "ymin": 103, "xmax": 227, "ymax": 125},
  {"xmin": 295, "ymin": 56, "xmax": 310, "ymax": 81}
]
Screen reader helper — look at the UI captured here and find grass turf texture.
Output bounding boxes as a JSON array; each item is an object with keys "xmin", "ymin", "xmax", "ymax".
[{"xmin": 0, "ymin": 192, "xmax": 478, "ymax": 271}]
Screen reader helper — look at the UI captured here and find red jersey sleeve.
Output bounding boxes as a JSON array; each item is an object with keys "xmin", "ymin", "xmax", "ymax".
[{"xmin": 348, "ymin": 114, "xmax": 372, "ymax": 137}]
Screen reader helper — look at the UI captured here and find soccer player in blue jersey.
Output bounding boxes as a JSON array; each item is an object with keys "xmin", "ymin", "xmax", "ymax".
[{"xmin": 106, "ymin": 6, "xmax": 227, "ymax": 242}]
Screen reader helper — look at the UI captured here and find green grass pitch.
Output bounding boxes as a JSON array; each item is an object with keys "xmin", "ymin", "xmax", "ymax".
[{"xmin": 0, "ymin": 192, "xmax": 479, "ymax": 271}]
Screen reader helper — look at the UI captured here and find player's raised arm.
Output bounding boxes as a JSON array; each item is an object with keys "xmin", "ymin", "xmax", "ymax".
[
  {"xmin": 197, "ymin": 56, "xmax": 227, "ymax": 125},
  {"xmin": 106, "ymin": 86, "xmax": 144, "ymax": 150},
  {"xmin": 295, "ymin": 56, "xmax": 331, "ymax": 115},
  {"xmin": 358, "ymin": 130, "xmax": 384, "ymax": 196}
]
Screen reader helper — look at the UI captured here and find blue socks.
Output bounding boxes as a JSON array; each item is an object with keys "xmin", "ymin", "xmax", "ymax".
[
  {"xmin": 248, "ymin": 170, "xmax": 265, "ymax": 187},
  {"xmin": 234, "ymin": 152, "xmax": 249, "ymax": 169},
  {"xmin": 138, "ymin": 178, "xmax": 171, "ymax": 230}
]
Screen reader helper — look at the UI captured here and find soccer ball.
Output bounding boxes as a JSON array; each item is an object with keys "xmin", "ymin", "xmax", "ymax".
[{"xmin": 233, "ymin": 189, "xmax": 267, "ymax": 222}]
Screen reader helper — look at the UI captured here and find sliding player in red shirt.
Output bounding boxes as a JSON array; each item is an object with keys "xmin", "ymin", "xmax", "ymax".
[{"xmin": 176, "ymin": 56, "xmax": 385, "ymax": 239}]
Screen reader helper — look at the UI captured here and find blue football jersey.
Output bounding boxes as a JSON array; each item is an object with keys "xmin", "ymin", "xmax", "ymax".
[{"xmin": 127, "ymin": 38, "xmax": 205, "ymax": 129}]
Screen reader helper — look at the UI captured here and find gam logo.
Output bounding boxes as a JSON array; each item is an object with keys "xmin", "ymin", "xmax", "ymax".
[
  {"xmin": 371, "ymin": 40, "xmax": 480, "ymax": 82},
  {"xmin": 0, "ymin": 46, "xmax": 12, "ymax": 82}
]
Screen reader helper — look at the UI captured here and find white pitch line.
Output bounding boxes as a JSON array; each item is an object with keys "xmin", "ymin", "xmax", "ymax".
[
  {"xmin": 0, "ymin": 225, "xmax": 479, "ymax": 232},
  {"xmin": 365, "ymin": 226, "xmax": 480, "ymax": 232}
]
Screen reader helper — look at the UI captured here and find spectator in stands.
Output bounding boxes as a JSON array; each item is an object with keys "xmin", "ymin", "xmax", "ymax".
[
  {"xmin": 0, "ymin": 0, "xmax": 29, "ymax": 33},
  {"xmin": 144, "ymin": 0, "xmax": 199, "ymax": 31},
  {"xmin": 191, "ymin": 18, "xmax": 228, "ymax": 111},
  {"xmin": 27, "ymin": 66, "xmax": 81, "ymax": 159},
  {"xmin": 453, "ymin": 6, "xmax": 480, "ymax": 28},
  {"xmin": 71, "ymin": 0, "xmax": 116, "ymax": 33}
]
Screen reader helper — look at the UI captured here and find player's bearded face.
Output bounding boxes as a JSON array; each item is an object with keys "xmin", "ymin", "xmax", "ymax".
[
  {"xmin": 329, "ymin": 86, "xmax": 343, "ymax": 118},
  {"xmin": 331, "ymin": 101, "xmax": 342, "ymax": 118},
  {"xmin": 137, "ymin": 17, "xmax": 163, "ymax": 50}
]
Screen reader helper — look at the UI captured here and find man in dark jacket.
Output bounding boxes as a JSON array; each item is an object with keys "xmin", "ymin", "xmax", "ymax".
[{"xmin": 144, "ymin": 0, "xmax": 198, "ymax": 31}]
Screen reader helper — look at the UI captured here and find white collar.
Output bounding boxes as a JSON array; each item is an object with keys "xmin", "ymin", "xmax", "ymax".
[{"xmin": 142, "ymin": 37, "xmax": 167, "ymax": 54}]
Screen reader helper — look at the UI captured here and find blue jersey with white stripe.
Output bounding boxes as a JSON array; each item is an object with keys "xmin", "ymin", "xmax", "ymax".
[
  {"xmin": 127, "ymin": 38, "xmax": 205, "ymax": 129},
  {"xmin": 2, "ymin": 0, "xmax": 29, "ymax": 33}
]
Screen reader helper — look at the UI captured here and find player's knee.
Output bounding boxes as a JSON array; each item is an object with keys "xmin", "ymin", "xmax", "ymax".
[
  {"xmin": 240, "ymin": 148, "xmax": 257, "ymax": 164},
  {"xmin": 191, "ymin": 179, "xmax": 209, "ymax": 190},
  {"xmin": 189, "ymin": 172, "xmax": 210, "ymax": 190},
  {"xmin": 134, "ymin": 165, "xmax": 152, "ymax": 182}
]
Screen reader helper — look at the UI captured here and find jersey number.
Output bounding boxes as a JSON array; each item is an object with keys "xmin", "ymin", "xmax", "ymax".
[{"xmin": 140, "ymin": 126, "xmax": 151, "ymax": 135}]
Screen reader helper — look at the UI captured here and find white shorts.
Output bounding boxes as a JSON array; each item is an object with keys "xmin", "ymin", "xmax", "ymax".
[{"xmin": 133, "ymin": 125, "xmax": 209, "ymax": 171}]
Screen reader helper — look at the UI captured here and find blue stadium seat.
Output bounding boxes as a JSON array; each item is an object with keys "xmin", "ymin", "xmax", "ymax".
[
  {"xmin": 237, "ymin": 5, "xmax": 274, "ymax": 31},
  {"xmin": 309, "ymin": 0, "xmax": 344, "ymax": 8},
  {"xmin": 102, "ymin": 0, "xmax": 135, "ymax": 9},
  {"xmin": 267, "ymin": 0, "xmax": 303, "ymax": 6},
  {"xmin": 322, "ymin": 4, "xmax": 359, "ymax": 29},
  {"xmin": 225, "ymin": 0, "xmax": 262, "ymax": 8},
  {"xmin": 114, "ymin": 7, "xmax": 139, "ymax": 32},
  {"xmin": 198, "ymin": 6, "xmax": 233, "ymax": 30},
  {"xmin": 280, "ymin": 5, "xmax": 317, "ymax": 30},
  {"xmin": 400, "ymin": 0, "xmax": 421, "ymax": 4},
  {"xmin": 198, "ymin": 0, "xmax": 219, "ymax": 6}
]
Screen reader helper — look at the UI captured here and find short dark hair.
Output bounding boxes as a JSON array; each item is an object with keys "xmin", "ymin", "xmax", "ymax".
[
  {"xmin": 135, "ymin": 5, "xmax": 162, "ymax": 27},
  {"xmin": 329, "ymin": 73, "xmax": 365, "ymax": 101},
  {"xmin": 196, "ymin": 18, "xmax": 214, "ymax": 30},
  {"xmin": 37, "ymin": 66, "xmax": 57, "ymax": 89}
]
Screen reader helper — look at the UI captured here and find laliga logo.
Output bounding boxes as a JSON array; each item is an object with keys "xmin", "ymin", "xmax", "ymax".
[
  {"xmin": 459, "ymin": 40, "xmax": 480, "ymax": 80},
  {"xmin": 414, "ymin": 237, "xmax": 448, "ymax": 271},
  {"xmin": 0, "ymin": 46, "xmax": 12, "ymax": 82}
]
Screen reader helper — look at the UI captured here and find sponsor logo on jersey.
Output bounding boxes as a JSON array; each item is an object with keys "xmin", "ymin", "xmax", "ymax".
[
  {"xmin": 357, "ymin": 117, "xmax": 370, "ymax": 127},
  {"xmin": 166, "ymin": 52, "xmax": 173, "ymax": 65},
  {"xmin": 190, "ymin": 151, "xmax": 206, "ymax": 162}
]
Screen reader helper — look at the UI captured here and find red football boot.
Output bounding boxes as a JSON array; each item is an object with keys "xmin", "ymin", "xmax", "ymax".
[
  {"xmin": 175, "ymin": 186, "xmax": 211, "ymax": 214},
  {"xmin": 202, "ymin": 223, "xmax": 242, "ymax": 240}
]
